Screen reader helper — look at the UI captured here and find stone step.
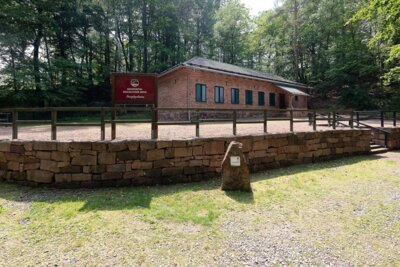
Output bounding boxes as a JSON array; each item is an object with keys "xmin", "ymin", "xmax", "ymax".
[
  {"xmin": 370, "ymin": 144, "xmax": 382, "ymax": 149},
  {"xmin": 370, "ymin": 147, "xmax": 388, "ymax": 155}
]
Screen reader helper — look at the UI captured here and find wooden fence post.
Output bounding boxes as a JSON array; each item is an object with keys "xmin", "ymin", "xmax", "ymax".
[
  {"xmin": 100, "ymin": 109, "xmax": 105, "ymax": 141},
  {"xmin": 328, "ymin": 113, "xmax": 331, "ymax": 127},
  {"xmin": 233, "ymin": 110, "xmax": 237, "ymax": 136},
  {"xmin": 313, "ymin": 110, "xmax": 317, "ymax": 131},
  {"xmin": 356, "ymin": 112, "xmax": 360, "ymax": 127},
  {"xmin": 12, "ymin": 110, "xmax": 18, "ymax": 140},
  {"xmin": 381, "ymin": 111, "xmax": 384, "ymax": 127},
  {"xmin": 290, "ymin": 110, "xmax": 294, "ymax": 132},
  {"xmin": 350, "ymin": 111, "xmax": 354, "ymax": 129},
  {"xmin": 332, "ymin": 111, "xmax": 336, "ymax": 130},
  {"xmin": 394, "ymin": 112, "xmax": 397, "ymax": 127},
  {"xmin": 111, "ymin": 108, "xmax": 116, "ymax": 140},
  {"xmin": 263, "ymin": 110, "xmax": 268, "ymax": 133},
  {"xmin": 195, "ymin": 110, "xmax": 200, "ymax": 138},
  {"xmin": 51, "ymin": 110, "xmax": 57, "ymax": 140},
  {"xmin": 151, "ymin": 106, "xmax": 158, "ymax": 140}
]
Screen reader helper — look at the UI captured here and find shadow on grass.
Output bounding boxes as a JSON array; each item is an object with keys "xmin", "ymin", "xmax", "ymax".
[
  {"xmin": 224, "ymin": 190, "xmax": 255, "ymax": 204},
  {"xmin": 0, "ymin": 153, "xmax": 390, "ymax": 213},
  {"xmin": 250, "ymin": 153, "xmax": 390, "ymax": 183}
]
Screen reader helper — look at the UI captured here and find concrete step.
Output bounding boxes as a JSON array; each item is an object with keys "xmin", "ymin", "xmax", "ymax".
[{"xmin": 370, "ymin": 144, "xmax": 382, "ymax": 149}]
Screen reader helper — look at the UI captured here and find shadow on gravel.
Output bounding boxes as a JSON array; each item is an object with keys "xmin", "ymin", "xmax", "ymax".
[{"xmin": 0, "ymin": 154, "xmax": 389, "ymax": 212}]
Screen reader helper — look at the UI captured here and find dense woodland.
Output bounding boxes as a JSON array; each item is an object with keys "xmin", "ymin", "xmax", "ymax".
[{"xmin": 0, "ymin": 0, "xmax": 399, "ymax": 109}]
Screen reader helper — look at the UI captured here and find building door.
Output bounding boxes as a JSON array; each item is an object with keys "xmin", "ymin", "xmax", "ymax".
[{"xmin": 279, "ymin": 94, "xmax": 286, "ymax": 109}]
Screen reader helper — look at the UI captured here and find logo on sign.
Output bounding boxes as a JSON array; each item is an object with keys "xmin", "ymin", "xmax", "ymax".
[{"xmin": 130, "ymin": 79, "xmax": 139, "ymax": 88}]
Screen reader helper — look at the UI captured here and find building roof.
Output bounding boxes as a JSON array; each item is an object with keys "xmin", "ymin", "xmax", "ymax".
[
  {"xmin": 276, "ymin": 85, "xmax": 310, "ymax": 96},
  {"xmin": 159, "ymin": 57, "xmax": 309, "ymax": 89}
]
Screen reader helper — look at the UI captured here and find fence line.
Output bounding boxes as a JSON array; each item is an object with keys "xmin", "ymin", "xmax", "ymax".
[{"xmin": 0, "ymin": 107, "xmax": 398, "ymax": 141}]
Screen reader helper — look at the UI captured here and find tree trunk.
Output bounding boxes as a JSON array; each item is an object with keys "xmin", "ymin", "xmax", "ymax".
[
  {"xmin": 104, "ymin": 15, "xmax": 111, "ymax": 86},
  {"xmin": 10, "ymin": 47, "xmax": 17, "ymax": 91},
  {"xmin": 142, "ymin": 0, "xmax": 148, "ymax": 72},
  {"xmin": 292, "ymin": 0, "xmax": 301, "ymax": 82},
  {"xmin": 44, "ymin": 36, "xmax": 54, "ymax": 90},
  {"xmin": 127, "ymin": 3, "xmax": 134, "ymax": 72},
  {"xmin": 33, "ymin": 26, "xmax": 43, "ymax": 91}
]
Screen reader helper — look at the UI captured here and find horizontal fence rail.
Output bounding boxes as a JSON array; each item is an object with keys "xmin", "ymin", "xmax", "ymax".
[{"xmin": 0, "ymin": 107, "xmax": 398, "ymax": 142}]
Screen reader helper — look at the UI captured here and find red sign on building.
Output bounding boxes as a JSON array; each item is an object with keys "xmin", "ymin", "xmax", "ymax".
[{"xmin": 111, "ymin": 73, "xmax": 158, "ymax": 105}]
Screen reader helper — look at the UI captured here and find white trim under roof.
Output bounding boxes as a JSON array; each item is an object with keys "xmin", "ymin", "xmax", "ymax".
[{"xmin": 276, "ymin": 85, "xmax": 310, "ymax": 96}]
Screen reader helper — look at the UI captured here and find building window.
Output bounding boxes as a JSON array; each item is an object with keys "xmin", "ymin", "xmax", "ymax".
[
  {"xmin": 214, "ymin": 86, "xmax": 224, "ymax": 103},
  {"xmin": 258, "ymin": 92, "xmax": 265, "ymax": 106},
  {"xmin": 245, "ymin": 90, "xmax": 253, "ymax": 105},
  {"xmin": 269, "ymin": 92, "xmax": 276, "ymax": 107},
  {"xmin": 295, "ymin": 96, "xmax": 299, "ymax": 101},
  {"xmin": 231, "ymin": 88, "xmax": 240, "ymax": 104},
  {"xmin": 196, "ymin": 84, "xmax": 206, "ymax": 102}
]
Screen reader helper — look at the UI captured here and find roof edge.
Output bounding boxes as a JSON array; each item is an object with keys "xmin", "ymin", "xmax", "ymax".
[{"xmin": 159, "ymin": 64, "xmax": 310, "ymax": 89}]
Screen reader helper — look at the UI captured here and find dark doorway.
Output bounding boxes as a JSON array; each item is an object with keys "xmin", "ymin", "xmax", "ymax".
[{"xmin": 279, "ymin": 94, "xmax": 286, "ymax": 109}]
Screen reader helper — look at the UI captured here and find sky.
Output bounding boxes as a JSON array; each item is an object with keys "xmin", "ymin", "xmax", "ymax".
[{"xmin": 241, "ymin": 0, "xmax": 278, "ymax": 16}]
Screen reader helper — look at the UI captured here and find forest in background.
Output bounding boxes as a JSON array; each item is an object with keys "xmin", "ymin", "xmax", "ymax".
[{"xmin": 0, "ymin": 0, "xmax": 399, "ymax": 109}]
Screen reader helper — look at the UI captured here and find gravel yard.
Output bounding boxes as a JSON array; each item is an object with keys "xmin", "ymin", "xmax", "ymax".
[
  {"xmin": 1, "ymin": 152, "xmax": 399, "ymax": 266},
  {"xmin": 0, "ymin": 119, "xmax": 395, "ymax": 141},
  {"xmin": 0, "ymin": 122, "xmax": 348, "ymax": 141}
]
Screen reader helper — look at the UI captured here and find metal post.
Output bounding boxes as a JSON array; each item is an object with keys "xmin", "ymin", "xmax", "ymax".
[
  {"xmin": 151, "ymin": 107, "xmax": 158, "ymax": 140},
  {"xmin": 381, "ymin": 111, "xmax": 384, "ymax": 127},
  {"xmin": 290, "ymin": 110, "xmax": 294, "ymax": 132},
  {"xmin": 332, "ymin": 111, "xmax": 336, "ymax": 130},
  {"xmin": 51, "ymin": 110, "xmax": 57, "ymax": 141},
  {"xmin": 313, "ymin": 110, "xmax": 317, "ymax": 131},
  {"xmin": 233, "ymin": 110, "xmax": 237, "ymax": 136},
  {"xmin": 263, "ymin": 110, "xmax": 267, "ymax": 133},
  {"xmin": 350, "ymin": 111, "xmax": 354, "ymax": 129},
  {"xmin": 111, "ymin": 108, "xmax": 116, "ymax": 140},
  {"xmin": 393, "ymin": 112, "xmax": 396, "ymax": 127},
  {"xmin": 100, "ymin": 109, "xmax": 105, "ymax": 141},
  {"xmin": 12, "ymin": 110, "xmax": 18, "ymax": 140}
]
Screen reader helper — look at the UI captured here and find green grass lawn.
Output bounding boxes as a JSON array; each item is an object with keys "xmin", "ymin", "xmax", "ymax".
[{"xmin": 0, "ymin": 153, "xmax": 399, "ymax": 266}]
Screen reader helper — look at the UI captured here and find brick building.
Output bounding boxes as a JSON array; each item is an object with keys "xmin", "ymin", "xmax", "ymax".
[{"xmin": 158, "ymin": 57, "xmax": 309, "ymax": 120}]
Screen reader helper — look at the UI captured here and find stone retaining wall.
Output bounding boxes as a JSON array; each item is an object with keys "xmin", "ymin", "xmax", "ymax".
[
  {"xmin": 0, "ymin": 129, "xmax": 371, "ymax": 188},
  {"xmin": 371, "ymin": 128, "xmax": 400, "ymax": 150}
]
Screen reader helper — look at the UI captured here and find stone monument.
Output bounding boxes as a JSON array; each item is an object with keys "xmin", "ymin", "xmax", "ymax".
[{"xmin": 221, "ymin": 141, "xmax": 251, "ymax": 192}]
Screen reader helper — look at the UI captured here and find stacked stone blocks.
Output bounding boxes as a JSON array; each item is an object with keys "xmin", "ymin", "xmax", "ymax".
[{"xmin": 0, "ymin": 129, "xmax": 371, "ymax": 188}]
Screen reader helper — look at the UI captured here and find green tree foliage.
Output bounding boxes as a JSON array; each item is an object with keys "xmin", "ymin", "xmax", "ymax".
[
  {"xmin": 0, "ymin": 0, "xmax": 222, "ymax": 107},
  {"xmin": 213, "ymin": 0, "xmax": 250, "ymax": 64},
  {"xmin": 349, "ymin": 0, "xmax": 400, "ymax": 108},
  {"xmin": 0, "ymin": 0, "xmax": 398, "ymax": 109},
  {"xmin": 350, "ymin": 0, "xmax": 400, "ymax": 85}
]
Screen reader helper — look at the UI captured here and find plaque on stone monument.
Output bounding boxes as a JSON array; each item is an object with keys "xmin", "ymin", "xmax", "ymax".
[
  {"xmin": 230, "ymin": 156, "xmax": 241, "ymax": 167},
  {"xmin": 221, "ymin": 141, "xmax": 251, "ymax": 192}
]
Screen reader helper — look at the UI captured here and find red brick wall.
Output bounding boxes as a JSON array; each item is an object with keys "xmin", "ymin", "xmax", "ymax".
[{"xmin": 158, "ymin": 67, "xmax": 308, "ymax": 111}]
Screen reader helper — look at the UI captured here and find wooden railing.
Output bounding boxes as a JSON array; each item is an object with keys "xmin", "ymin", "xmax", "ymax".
[{"xmin": 0, "ymin": 107, "xmax": 398, "ymax": 141}]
